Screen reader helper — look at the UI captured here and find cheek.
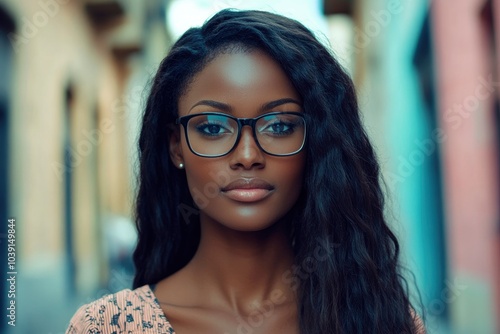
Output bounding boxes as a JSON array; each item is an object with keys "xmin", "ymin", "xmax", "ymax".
[
  {"xmin": 182, "ymin": 154, "xmax": 225, "ymax": 210},
  {"xmin": 184, "ymin": 164, "xmax": 216, "ymax": 209},
  {"xmin": 272, "ymin": 153, "xmax": 306, "ymax": 200},
  {"xmin": 282, "ymin": 152, "xmax": 306, "ymax": 182}
]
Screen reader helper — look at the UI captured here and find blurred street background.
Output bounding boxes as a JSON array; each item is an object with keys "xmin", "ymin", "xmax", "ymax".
[{"xmin": 0, "ymin": 0, "xmax": 499, "ymax": 333}]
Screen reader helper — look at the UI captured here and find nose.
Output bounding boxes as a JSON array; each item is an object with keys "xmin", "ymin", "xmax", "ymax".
[{"xmin": 229, "ymin": 126, "xmax": 265, "ymax": 170}]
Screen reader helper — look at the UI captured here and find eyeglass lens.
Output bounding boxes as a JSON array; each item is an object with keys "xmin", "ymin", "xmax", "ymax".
[{"xmin": 185, "ymin": 113, "xmax": 305, "ymax": 156}]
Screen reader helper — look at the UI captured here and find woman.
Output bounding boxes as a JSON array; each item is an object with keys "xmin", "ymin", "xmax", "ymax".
[{"xmin": 67, "ymin": 9, "xmax": 425, "ymax": 333}]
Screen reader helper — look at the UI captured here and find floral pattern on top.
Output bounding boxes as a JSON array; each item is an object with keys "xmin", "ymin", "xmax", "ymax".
[
  {"xmin": 66, "ymin": 285, "xmax": 175, "ymax": 334},
  {"xmin": 66, "ymin": 284, "xmax": 426, "ymax": 333}
]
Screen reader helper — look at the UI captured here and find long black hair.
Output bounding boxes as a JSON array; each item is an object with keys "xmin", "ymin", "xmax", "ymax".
[{"xmin": 133, "ymin": 9, "xmax": 422, "ymax": 333}]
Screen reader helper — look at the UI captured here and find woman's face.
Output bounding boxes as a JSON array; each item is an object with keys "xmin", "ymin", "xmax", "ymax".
[{"xmin": 171, "ymin": 49, "xmax": 306, "ymax": 232}]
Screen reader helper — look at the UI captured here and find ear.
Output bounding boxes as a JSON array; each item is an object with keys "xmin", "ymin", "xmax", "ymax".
[{"xmin": 168, "ymin": 125, "xmax": 184, "ymax": 168}]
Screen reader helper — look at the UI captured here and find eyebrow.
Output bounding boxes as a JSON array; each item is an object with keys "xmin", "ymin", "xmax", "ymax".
[
  {"xmin": 189, "ymin": 100, "xmax": 231, "ymax": 112},
  {"xmin": 189, "ymin": 98, "xmax": 302, "ymax": 113},
  {"xmin": 261, "ymin": 98, "xmax": 302, "ymax": 111}
]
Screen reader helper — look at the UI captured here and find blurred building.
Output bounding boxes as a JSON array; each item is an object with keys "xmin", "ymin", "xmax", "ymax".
[
  {"xmin": 353, "ymin": 0, "xmax": 500, "ymax": 333},
  {"xmin": 432, "ymin": 0, "xmax": 500, "ymax": 332},
  {"xmin": 0, "ymin": 0, "xmax": 169, "ymax": 332}
]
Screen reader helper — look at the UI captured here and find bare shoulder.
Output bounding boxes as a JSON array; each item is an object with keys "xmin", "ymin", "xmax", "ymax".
[
  {"xmin": 154, "ymin": 266, "xmax": 199, "ymax": 306},
  {"xmin": 154, "ymin": 269, "xmax": 223, "ymax": 333}
]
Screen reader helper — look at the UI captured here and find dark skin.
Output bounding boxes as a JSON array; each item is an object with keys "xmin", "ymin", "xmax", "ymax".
[{"xmin": 155, "ymin": 50, "xmax": 305, "ymax": 334}]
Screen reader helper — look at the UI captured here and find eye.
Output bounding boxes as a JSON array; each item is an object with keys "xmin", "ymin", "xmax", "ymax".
[
  {"xmin": 196, "ymin": 121, "xmax": 233, "ymax": 137},
  {"xmin": 269, "ymin": 122, "xmax": 292, "ymax": 134},
  {"xmin": 259, "ymin": 119, "xmax": 297, "ymax": 136}
]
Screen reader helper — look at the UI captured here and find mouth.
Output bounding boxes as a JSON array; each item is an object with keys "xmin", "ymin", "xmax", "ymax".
[{"xmin": 221, "ymin": 178, "xmax": 275, "ymax": 203}]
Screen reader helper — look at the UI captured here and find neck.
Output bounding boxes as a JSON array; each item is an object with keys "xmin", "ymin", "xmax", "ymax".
[{"xmin": 188, "ymin": 214, "xmax": 296, "ymax": 314}]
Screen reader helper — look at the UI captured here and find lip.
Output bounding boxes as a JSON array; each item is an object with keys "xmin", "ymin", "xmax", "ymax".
[{"xmin": 221, "ymin": 178, "xmax": 275, "ymax": 203}]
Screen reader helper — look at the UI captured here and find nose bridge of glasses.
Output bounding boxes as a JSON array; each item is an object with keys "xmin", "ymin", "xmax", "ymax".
[
  {"xmin": 238, "ymin": 118, "xmax": 255, "ymax": 128},
  {"xmin": 234, "ymin": 118, "xmax": 260, "ymax": 150}
]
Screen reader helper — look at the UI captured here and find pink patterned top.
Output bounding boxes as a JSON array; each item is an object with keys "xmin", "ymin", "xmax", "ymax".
[
  {"xmin": 65, "ymin": 285, "xmax": 175, "ymax": 334},
  {"xmin": 66, "ymin": 285, "xmax": 425, "ymax": 333}
]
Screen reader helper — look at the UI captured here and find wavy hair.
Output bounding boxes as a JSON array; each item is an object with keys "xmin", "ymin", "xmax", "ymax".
[{"xmin": 133, "ymin": 9, "xmax": 421, "ymax": 333}]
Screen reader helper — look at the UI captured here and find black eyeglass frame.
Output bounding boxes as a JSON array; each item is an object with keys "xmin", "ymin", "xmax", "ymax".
[{"xmin": 175, "ymin": 111, "xmax": 307, "ymax": 158}]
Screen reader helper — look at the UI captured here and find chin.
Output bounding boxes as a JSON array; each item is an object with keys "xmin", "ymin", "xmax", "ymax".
[{"xmin": 201, "ymin": 206, "xmax": 289, "ymax": 233}]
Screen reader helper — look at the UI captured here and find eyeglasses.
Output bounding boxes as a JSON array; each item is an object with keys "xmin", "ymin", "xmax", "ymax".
[{"xmin": 176, "ymin": 112, "xmax": 306, "ymax": 157}]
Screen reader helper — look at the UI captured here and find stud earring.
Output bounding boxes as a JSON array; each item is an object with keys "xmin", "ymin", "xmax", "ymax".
[{"xmin": 179, "ymin": 163, "xmax": 184, "ymax": 169}]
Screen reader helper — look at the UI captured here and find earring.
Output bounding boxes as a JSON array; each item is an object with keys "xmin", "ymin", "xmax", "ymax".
[{"xmin": 179, "ymin": 163, "xmax": 184, "ymax": 169}]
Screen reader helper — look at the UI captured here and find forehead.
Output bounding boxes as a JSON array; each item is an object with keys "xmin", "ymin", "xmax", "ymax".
[{"xmin": 178, "ymin": 50, "xmax": 301, "ymax": 116}]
